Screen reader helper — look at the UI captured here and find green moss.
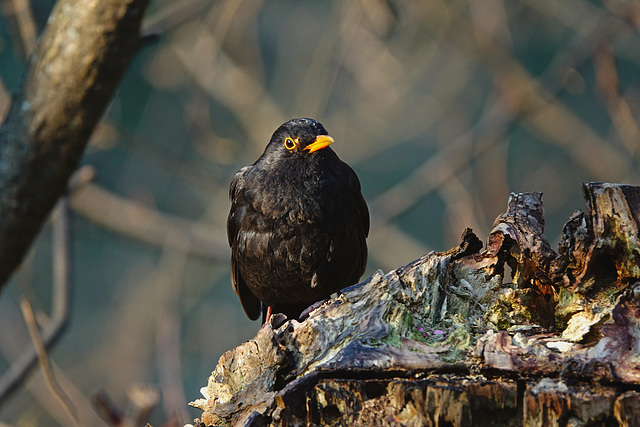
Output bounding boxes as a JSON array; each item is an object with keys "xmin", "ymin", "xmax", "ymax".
[
  {"xmin": 444, "ymin": 326, "xmax": 472, "ymax": 349},
  {"xmin": 439, "ymin": 325, "xmax": 473, "ymax": 363},
  {"xmin": 484, "ymin": 288, "xmax": 533, "ymax": 330},
  {"xmin": 380, "ymin": 302, "xmax": 450, "ymax": 349},
  {"xmin": 411, "ymin": 328, "xmax": 429, "ymax": 344},
  {"xmin": 380, "ymin": 302, "xmax": 415, "ymax": 348},
  {"xmin": 555, "ymin": 287, "xmax": 583, "ymax": 329},
  {"xmin": 381, "ymin": 329, "xmax": 404, "ymax": 349}
]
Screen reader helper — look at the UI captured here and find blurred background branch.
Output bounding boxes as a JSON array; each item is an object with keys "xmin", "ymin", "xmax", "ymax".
[
  {"xmin": 20, "ymin": 297, "xmax": 80, "ymax": 427},
  {"xmin": 0, "ymin": 196, "xmax": 71, "ymax": 407},
  {"xmin": 1, "ymin": 0, "xmax": 640, "ymax": 425}
]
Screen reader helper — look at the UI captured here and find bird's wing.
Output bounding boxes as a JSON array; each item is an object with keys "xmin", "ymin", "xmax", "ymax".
[
  {"xmin": 313, "ymin": 164, "xmax": 370, "ymax": 289},
  {"xmin": 228, "ymin": 168, "xmax": 262, "ymax": 320},
  {"xmin": 351, "ymin": 171, "xmax": 370, "ymax": 281},
  {"xmin": 355, "ymin": 186, "xmax": 370, "ymax": 238}
]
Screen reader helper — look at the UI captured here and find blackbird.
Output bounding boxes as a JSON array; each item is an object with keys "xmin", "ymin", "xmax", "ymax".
[{"xmin": 227, "ymin": 118, "xmax": 369, "ymax": 322}]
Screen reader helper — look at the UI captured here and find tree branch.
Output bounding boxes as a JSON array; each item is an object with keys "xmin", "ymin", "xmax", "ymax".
[{"xmin": 0, "ymin": 0, "xmax": 150, "ymax": 292}]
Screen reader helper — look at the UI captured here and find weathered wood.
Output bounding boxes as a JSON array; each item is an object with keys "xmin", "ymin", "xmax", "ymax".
[{"xmin": 191, "ymin": 183, "xmax": 640, "ymax": 426}]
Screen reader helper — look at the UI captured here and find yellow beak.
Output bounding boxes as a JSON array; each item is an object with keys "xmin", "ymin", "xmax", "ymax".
[{"xmin": 304, "ymin": 135, "xmax": 334, "ymax": 153}]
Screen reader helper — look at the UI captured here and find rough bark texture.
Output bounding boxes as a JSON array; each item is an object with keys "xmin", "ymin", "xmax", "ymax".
[
  {"xmin": 191, "ymin": 183, "xmax": 640, "ymax": 426},
  {"xmin": 0, "ymin": 0, "xmax": 150, "ymax": 291}
]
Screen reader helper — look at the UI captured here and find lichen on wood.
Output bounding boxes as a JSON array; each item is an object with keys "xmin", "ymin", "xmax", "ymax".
[{"xmin": 191, "ymin": 183, "xmax": 640, "ymax": 426}]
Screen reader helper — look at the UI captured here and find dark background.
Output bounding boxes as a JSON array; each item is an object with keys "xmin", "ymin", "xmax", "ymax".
[{"xmin": 1, "ymin": 0, "xmax": 639, "ymax": 425}]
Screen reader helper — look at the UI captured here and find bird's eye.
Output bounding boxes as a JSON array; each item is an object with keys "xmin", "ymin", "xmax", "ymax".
[{"xmin": 284, "ymin": 137, "xmax": 296, "ymax": 150}]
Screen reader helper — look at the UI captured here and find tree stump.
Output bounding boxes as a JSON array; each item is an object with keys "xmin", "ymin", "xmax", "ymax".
[{"xmin": 190, "ymin": 183, "xmax": 640, "ymax": 426}]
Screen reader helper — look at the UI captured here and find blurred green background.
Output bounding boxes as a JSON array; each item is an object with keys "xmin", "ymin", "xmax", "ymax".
[{"xmin": 1, "ymin": 0, "xmax": 640, "ymax": 425}]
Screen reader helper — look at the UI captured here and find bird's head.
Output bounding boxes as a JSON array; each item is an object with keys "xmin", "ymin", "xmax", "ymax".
[{"xmin": 263, "ymin": 118, "xmax": 335, "ymax": 160}]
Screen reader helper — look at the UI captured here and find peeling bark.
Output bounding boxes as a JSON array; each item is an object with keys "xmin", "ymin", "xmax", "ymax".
[{"xmin": 192, "ymin": 183, "xmax": 640, "ymax": 426}]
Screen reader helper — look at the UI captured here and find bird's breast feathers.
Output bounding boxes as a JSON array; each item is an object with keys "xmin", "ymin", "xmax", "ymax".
[{"xmin": 235, "ymin": 163, "xmax": 343, "ymax": 225}]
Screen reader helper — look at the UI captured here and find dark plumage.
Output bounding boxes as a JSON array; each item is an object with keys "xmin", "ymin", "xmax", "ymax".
[{"xmin": 227, "ymin": 118, "xmax": 369, "ymax": 322}]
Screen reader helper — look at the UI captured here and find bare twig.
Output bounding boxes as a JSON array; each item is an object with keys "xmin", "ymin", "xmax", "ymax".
[
  {"xmin": 368, "ymin": 0, "xmax": 632, "ymax": 228},
  {"xmin": 594, "ymin": 43, "xmax": 640, "ymax": 158},
  {"xmin": 370, "ymin": 102, "xmax": 514, "ymax": 224},
  {"xmin": 20, "ymin": 298, "xmax": 80, "ymax": 427},
  {"xmin": 172, "ymin": 31, "xmax": 286, "ymax": 150},
  {"xmin": 0, "ymin": 196, "xmax": 72, "ymax": 405},
  {"xmin": 1, "ymin": 0, "xmax": 37, "ymax": 62},
  {"xmin": 142, "ymin": 0, "xmax": 212, "ymax": 36},
  {"xmin": 69, "ymin": 183, "xmax": 229, "ymax": 260},
  {"xmin": 94, "ymin": 385, "xmax": 159, "ymax": 427},
  {"xmin": 126, "ymin": 384, "xmax": 160, "ymax": 427},
  {"xmin": 51, "ymin": 195, "xmax": 72, "ymax": 331},
  {"xmin": 25, "ymin": 362, "xmax": 107, "ymax": 426},
  {"xmin": 92, "ymin": 390, "xmax": 124, "ymax": 426},
  {"xmin": 0, "ymin": 76, "xmax": 9, "ymax": 123},
  {"xmin": 156, "ymin": 251, "xmax": 189, "ymax": 424},
  {"xmin": 6, "ymin": 0, "xmax": 37, "ymax": 57}
]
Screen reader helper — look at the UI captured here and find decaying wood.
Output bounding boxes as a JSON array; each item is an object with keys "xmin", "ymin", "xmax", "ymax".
[
  {"xmin": 0, "ymin": 0, "xmax": 150, "ymax": 292},
  {"xmin": 191, "ymin": 183, "xmax": 640, "ymax": 426}
]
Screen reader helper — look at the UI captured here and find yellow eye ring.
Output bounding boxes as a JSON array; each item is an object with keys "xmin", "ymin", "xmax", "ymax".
[{"xmin": 284, "ymin": 137, "xmax": 296, "ymax": 150}]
